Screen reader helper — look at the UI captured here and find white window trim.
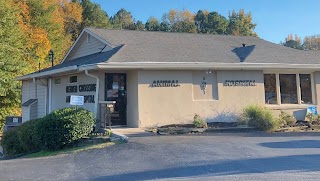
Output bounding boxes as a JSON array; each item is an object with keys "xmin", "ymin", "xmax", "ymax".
[{"xmin": 265, "ymin": 73, "xmax": 315, "ymax": 106}]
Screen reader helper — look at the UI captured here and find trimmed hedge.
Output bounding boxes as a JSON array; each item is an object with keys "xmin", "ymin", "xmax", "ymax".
[
  {"xmin": 1, "ymin": 107, "xmax": 95, "ymax": 156},
  {"xmin": 243, "ymin": 105, "xmax": 279, "ymax": 131}
]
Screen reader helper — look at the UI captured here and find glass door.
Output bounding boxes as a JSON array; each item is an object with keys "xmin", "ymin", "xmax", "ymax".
[{"xmin": 105, "ymin": 73, "xmax": 127, "ymax": 126}]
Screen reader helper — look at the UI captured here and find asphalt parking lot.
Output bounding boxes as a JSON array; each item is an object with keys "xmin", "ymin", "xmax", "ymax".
[{"xmin": 1, "ymin": 132, "xmax": 320, "ymax": 181}]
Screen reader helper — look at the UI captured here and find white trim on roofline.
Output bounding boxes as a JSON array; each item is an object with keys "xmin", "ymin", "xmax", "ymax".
[
  {"xmin": 60, "ymin": 28, "xmax": 111, "ymax": 63},
  {"xmin": 83, "ymin": 62, "xmax": 320, "ymax": 70},
  {"xmin": 16, "ymin": 62, "xmax": 320, "ymax": 81},
  {"xmin": 16, "ymin": 65, "xmax": 78, "ymax": 81}
]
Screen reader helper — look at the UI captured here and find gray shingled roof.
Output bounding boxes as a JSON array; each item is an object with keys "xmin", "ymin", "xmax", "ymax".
[
  {"xmin": 86, "ymin": 28, "xmax": 320, "ymax": 64},
  {"xmin": 18, "ymin": 28, "xmax": 320, "ymax": 80}
]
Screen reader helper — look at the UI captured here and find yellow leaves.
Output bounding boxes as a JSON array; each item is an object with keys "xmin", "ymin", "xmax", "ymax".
[
  {"xmin": 30, "ymin": 27, "xmax": 51, "ymax": 59},
  {"xmin": 62, "ymin": 0, "xmax": 83, "ymax": 23}
]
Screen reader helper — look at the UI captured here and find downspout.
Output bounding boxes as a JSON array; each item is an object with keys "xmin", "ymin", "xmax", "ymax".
[
  {"xmin": 85, "ymin": 70, "xmax": 100, "ymax": 118},
  {"xmin": 33, "ymin": 78, "xmax": 37, "ymax": 99},
  {"xmin": 48, "ymin": 78, "xmax": 52, "ymax": 113}
]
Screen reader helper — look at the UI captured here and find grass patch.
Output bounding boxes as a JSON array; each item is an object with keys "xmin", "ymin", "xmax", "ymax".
[{"xmin": 21, "ymin": 136, "xmax": 123, "ymax": 159}]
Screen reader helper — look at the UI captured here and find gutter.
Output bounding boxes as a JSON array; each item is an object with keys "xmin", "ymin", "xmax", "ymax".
[
  {"xmin": 16, "ymin": 65, "xmax": 79, "ymax": 81},
  {"xmin": 84, "ymin": 70, "xmax": 100, "ymax": 118},
  {"xmin": 78, "ymin": 62, "xmax": 320, "ymax": 71}
]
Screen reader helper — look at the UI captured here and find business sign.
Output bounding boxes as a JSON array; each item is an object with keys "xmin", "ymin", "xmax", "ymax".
[
  {"xmin": 224, "ymin": 80, "xmax": 256, "ymax": 86},
  {"xmin": 70, "ymin": 95, "xmax": 84, "ymax": 106},
  {"xmin": 151, "ymin": 80, "xmax": 180, "ymax": 87},
  {"xmin": 307, "ymin": 106, "xmax": 318, "ymax": 115}
]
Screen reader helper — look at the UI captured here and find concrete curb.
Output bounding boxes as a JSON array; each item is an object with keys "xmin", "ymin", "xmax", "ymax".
[{"xmin": 110, "ymin": 132, "xmax": 129, "ymax": 143}]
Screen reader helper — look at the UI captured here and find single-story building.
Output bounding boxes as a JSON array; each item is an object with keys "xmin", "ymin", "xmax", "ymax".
[{"xmin": 17, "ymin": 28, "xmax": 320, "ymax": 128}]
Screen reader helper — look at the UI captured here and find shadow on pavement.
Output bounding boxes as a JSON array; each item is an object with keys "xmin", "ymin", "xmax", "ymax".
[
  {"xmin": 259, "ymin": 140, "xmax": 320, "ymax": 148},
  {"xmin": 90, "ymin": 154, "xmax": 320, "ymax": 181}
]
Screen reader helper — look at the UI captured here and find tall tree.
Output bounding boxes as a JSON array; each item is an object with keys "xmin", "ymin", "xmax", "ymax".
[
  {"xmin": 227, "ymin": 9, "xmax": 257, "ymax": 37},
  {"xmin": 77, "ymin": 0, "xmax": 110, "ymax": 30},
  {"xmin": 111, "ymin": 8, "xmax": 134, "ymax": 29},
  {"xmin": 195, "ymin": 10, "xmax": 208, "ymax": 33},
  {"xmin": 0, "ymin": 0, "xmax": 28, "ymax": 131},
  {"xmin": 134, "ymin": 20, "xmax": 145, "ymax": 30},
  {"xmin": 145, "ymin": 17, "xmax": 160, "ymax": 31},
  {"xmin": 162, "ymin": 10, "xmax": 197, "ymax": 33},
  {"xmin": 283, "ymin": 34, "xmax": 303, "ymax": 50},
  {"xmin": 303, "ymin": 35, "xmax": 320, "ymax": 50}
]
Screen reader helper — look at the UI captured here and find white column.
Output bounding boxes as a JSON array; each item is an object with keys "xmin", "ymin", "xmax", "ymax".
[
  {"xmin": 276, "ymin": 73, "xmax": 281, "ymax": 105},
  {"xmin": 296, "ymin": 74, "xmax": 302, "ymax": 105}
]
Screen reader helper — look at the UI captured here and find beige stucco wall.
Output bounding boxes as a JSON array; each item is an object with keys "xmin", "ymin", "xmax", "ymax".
[
  {"xmin": 45, "ymin": 69, "xmax": 320, "ymax": 128},
  {"xmin": 137, "ymin": 70, "xmax": 265, "ymax": 127},
  {"xmin": 127, "ymin": 71, "xmax": 139, "ymax": 127}
]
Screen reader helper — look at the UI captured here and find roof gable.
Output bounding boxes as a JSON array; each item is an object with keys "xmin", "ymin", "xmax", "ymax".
[{"xmin": 61, "ymin": 29, "xmax": 112, "ymax": 63}]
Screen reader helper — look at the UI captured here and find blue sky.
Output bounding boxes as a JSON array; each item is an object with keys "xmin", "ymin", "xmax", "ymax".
[{"xmin": 92, "ymin": 0, "xmax": 320, "ymax": 44}]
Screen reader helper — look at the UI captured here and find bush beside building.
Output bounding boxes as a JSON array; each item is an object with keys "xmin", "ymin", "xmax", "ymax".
[{"xmin": 1, "ymin": 107, "xmax": 95, "ymax": 156}]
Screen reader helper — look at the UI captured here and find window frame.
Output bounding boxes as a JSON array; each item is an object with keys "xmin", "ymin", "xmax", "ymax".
[
  {"xmin": 69, "ymin": 75, "xmax": 78, "ymax": 84},
  {"xmin": 263, "ymin": 72, "xmax": 315, "ymax": 105},
  {"xmin": 54, "ymin": 78, "xmax": 61, "ymax": 85}
]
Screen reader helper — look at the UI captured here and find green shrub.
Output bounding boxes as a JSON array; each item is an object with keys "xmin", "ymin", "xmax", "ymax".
[
  {"xmin": 38, "ymin": 107, "xmax": 95, "ymax": 150},
  {"xmin": 1, "ymin": 128, "xmax": 23, "ymax": 156},
  {"xmin": 1, "ymin": 119, "xmax": 42, "ymax": 156},
  {"xmin": 243, "ymin": 105, "xmax": 279, "ymax": 131},
  {"xmin": 278, "ymin": 111, "xmax": 296, "ymax": 126},
  {"xmin": 1, "ymin": 107, "xmax": 95, "ymax": 156},
  {"xmin": 193, "ymin": 114, "xmax": 207, "ymax": 128}
]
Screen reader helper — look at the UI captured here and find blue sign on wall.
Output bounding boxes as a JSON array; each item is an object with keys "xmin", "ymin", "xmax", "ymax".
[{"xmin": 307, "ymin": 106, "xmax": 318, "ymax": 115}]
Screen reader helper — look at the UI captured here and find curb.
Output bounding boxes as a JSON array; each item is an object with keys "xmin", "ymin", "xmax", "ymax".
[
  {"xmin": 110, "ymin": 132, "xmax": 129, "ymax": 143},
  {"xmin": 205, "ymin": 127, "xmax": 259, "ymax": 133}
]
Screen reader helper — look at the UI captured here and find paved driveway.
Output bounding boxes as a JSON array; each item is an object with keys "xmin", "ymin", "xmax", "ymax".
[{"xmin": 1, "ymin": 132, "xmax": 320, "ymax": 180}]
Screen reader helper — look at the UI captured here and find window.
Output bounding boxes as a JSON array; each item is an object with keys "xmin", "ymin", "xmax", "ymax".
[
  {"xmin": 69, "ymin": 76, "xmax": 77, "ymax": 83},
  {"xmin": 300, "ymin": 74, "xmax": 312, "ymax": 104},
  {"xmin": 54, "ymin": 78, "xmax": 61, "ymax": 85},
  {"xmin": 279, "ymin": 74, "xmax": 298, "ymax": 104},
  {"xmin": 264, "ymin": 74, "xmax": 313, "ymax": 105},
  {"xmin": 264, "ymin": 74, "xmax": 277, "ymax": 104}
]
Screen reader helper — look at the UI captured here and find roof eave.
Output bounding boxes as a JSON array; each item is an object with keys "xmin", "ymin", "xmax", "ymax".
[
  {"xmin": 16, "ymin": 65, "xmax": 79, "ymax": 81},
  {"xmin": 91, "ymin": 62, "xmax": 320, "ymax": 70}
]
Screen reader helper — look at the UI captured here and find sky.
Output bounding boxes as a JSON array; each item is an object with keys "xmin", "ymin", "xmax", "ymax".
[{"xmin": 92, "ymin": 0, "xmax": 320, "ymax": 44}]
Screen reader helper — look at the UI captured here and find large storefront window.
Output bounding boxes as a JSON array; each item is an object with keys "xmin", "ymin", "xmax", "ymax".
[
  {"xmin": 264, "ymin": 74, "xmax": 277, "ymax": 104},
  {"xmin": 264, "ymin": 74, "xmax": 313, "ymax": 105},
  {"xmin": 279, "ymin": 74, "xmax": 298, "ymax": 104},
  {"xmin": 300, "ymin": 74, "xmax": 312, "ymax": 104}
]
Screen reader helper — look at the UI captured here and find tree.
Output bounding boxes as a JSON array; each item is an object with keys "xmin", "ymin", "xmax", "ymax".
[
  {"xmin": 283, "ymin": 34, "xmax": 303, "ymax": 50},
  {"xmin": 134, "ymin": 20, "xmax": 145, "ymax": 30},
  {"xmin": 162, "ymin": 10, "xmax": 197, "ymax": 33},
  {"xmin": 145, "ymin": 17, "xmax": 160, "ymax": 31},
  {"xmin": 227, "ymin": 9, "xmax": 257, "ymax": 37},
  {"xmin": 77, "ymin": 0, "xmax": 110, "ymax": 30},
  {"xmin": 0, "ymin": 0, "xmax": 28, "ymax": 131},
  {"xmin": 303, "ymin": 35, "xmax": 320, "ymax": 51},
  {"xmin": 111, "ymin": 8, "xmax": 134, "ymax": 29},
  {"xmin": 195, "ymin": 10, "xmax": 208, "ymax": 33}
]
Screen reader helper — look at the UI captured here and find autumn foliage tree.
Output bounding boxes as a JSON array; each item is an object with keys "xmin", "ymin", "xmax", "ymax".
[{"xmin": 0, "ymin": 0, "xmax": 83, "ymax": 131}]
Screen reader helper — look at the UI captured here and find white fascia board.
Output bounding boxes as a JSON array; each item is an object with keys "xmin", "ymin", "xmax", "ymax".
[
  {"xmin": 16, "ymin": 65, "xmax": 79, "ymax": 81},
  {"xmin": 81, "ymin": 62, "xmax": 320, "ymax": 71}
]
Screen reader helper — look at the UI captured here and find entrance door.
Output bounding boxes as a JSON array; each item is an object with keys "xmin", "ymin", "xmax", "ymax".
[{"xmin": 105, "ymin": 73, "xmax": 127, "ymax": 126}]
